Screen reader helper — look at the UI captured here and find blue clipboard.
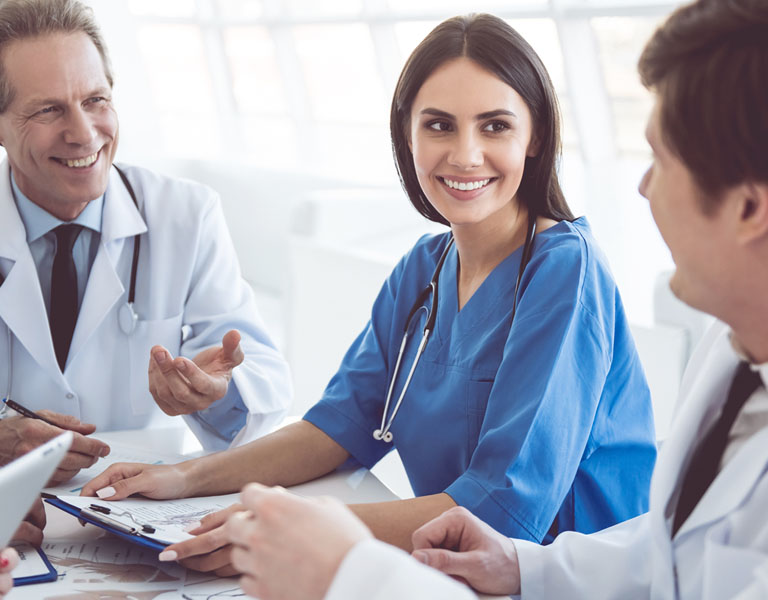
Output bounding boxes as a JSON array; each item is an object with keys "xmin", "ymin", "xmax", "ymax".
[
  {"xmin": 11, "ymin": 544, "xmax": 57, "ymax": 586},
  {"xmin": 44, "ymin": 497, "xmax": 168, "ymax": 552}
]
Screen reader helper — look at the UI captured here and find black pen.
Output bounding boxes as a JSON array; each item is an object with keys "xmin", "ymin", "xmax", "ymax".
[{"xmin": 2, "ymin": 398, "xmax": 60, "ymax": 427}]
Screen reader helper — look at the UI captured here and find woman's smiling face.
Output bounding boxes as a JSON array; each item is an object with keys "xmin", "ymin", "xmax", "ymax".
[{"xmin": 408, "ymin": 57, "xmax": 537, "ymax": 229}]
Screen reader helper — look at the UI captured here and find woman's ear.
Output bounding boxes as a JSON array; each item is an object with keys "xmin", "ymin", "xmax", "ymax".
[{"xmin": 526, "ymin": 131, "xmax": 540, "ymax": 158}]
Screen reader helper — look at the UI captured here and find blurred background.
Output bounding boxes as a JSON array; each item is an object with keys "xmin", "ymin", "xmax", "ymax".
[{"xmin": 37, "ymin": 1, "xmax": 712, "ymax": 439}]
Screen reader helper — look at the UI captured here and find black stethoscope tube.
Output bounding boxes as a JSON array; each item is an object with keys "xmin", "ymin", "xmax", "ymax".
[{"xmin": 1, "ymin": 166, "xmax": 142, "ymax": 404}]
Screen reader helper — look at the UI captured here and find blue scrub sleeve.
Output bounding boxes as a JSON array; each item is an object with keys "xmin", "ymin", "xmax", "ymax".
[
  {"xmin": 304, "ymin": 252, "xmax": 408, "ymax": 467},
  {"xmin": 305, "ymin": 237, "xmax": 446, "ymax": 468},
  {"xmin": 444, "ymin": 239, "xmax": 616, "ymax": 541}
]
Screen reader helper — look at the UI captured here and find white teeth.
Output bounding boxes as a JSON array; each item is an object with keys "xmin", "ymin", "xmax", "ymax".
[
  {"xmin": 443, "ymin": 177, "xmax": 491, "ymax": 191},
  {"xmin": 63, "ymin": 152, "xmax": 98, "ymax": 168}
]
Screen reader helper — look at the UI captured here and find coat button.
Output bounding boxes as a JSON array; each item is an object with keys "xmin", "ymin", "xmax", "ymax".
[{"xmin": 66, "ymin": 393, "xmax": 75, "ymax": 399}]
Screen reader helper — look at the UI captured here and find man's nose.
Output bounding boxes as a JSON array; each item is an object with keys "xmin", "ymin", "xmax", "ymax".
[
  {"xmin": 62, "ymin": 108, "xmax": 97, "ymax": 146},
  {"xmin": 638, "ymin": 166, "xmax": 652, "ymax": 199}
]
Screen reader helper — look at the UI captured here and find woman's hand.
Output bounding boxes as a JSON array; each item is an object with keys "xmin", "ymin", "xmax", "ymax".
[
  {"xmin": 411, "ymin": 506, "xmax": 521, "ymax": 596},
  {"xmin": 225, "ymin": 483, "xmax": 372, "ymax": 600},
  {"xmin": 157, "ymin": 504, "xmax": 243, "ymax": 576},
  {"xmin": 80, "ymin": 462, "xmax": 189, "ymax": 500},
  {"xmin": 0, "ymin": 547, "xmax": 19, "ymax": 598}
]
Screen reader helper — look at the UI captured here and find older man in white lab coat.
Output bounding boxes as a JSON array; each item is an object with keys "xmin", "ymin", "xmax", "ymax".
[
  {"xmin": 0, "ymin": 0, "xmax": 290, "ymax": 500},
  {"xmin": 220, "ymin": 1, "xmax": 768, "ymax": 599}
]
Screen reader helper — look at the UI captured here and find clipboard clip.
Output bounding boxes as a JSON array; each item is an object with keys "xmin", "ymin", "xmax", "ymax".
[{"xmin": 81, "ymin": 503, "xmax": 156, "ymax": 535}]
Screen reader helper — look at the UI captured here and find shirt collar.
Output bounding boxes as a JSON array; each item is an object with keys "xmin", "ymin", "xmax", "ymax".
[
  {"xmin": 11, "ymin": 170, "xmax": 104, "ymax": 243},
  {"xmin": 729, "ymin": 331, "xmax": 768, "ymax": 388}
]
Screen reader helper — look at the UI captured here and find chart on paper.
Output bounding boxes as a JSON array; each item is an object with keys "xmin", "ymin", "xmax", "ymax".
[{"xmin": 6, "ymin": 538, "xmax": 245, "ymax": 599}]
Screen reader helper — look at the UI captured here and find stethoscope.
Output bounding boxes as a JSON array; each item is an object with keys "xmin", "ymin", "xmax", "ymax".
[
  {"xmin": 1, "ymin": 165, "xmax": 142, "ymax": 404},
  {"xmin": 373, "ymin": 213, "xmax": 537, "ymax": 443}
]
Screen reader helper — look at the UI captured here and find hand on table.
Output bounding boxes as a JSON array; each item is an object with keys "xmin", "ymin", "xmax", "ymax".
[
  {"xmin": 11, "ymin": 498, "xmax": 46, "ymax": 547},
  {"xmin": 157, "ymin": 503, "xmax": 243, "ymax": 577},
  {"xmin": 0, "ymin": 547, "xmax": 19, "ymax": 598},
  {"xmin": 0, "ymin": 412, "xmax": 110, "ymax": 484},
  {"xmin": 411, "ymin": 506, "xmax": 521, "ymax": 596},
  {"xmin": 225, "ymin": 483, "xmax": 372, "ymax": 600},
  {"xmin": 149, "ymin": 329, "xmax": 244, "ymax": 416},
  {"xmin": 80, "ymin": 462, "xmax": 188, "ymax": 500}
]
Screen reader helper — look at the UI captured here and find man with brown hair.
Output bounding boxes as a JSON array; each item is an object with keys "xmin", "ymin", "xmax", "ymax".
[{"xmin": 218, "ymin": 1, "xmax": 768, "ymax": 598}]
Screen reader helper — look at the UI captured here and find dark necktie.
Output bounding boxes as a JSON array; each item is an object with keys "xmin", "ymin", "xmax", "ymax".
[
  {"xmin": 50, "ymin": 224, "xmax": 82, "ymax": 371},
  {"xmin": 672, "ymin": 360, "xmax": 763, "ymax": 536}
]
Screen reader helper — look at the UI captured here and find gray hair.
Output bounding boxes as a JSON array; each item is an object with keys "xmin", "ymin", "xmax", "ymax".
[{"xmin": 0, "ymin": 0, "xmax": 113, "ymax": 113}]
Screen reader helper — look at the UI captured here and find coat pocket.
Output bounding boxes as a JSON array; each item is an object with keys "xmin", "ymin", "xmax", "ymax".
[
  {"xmin": 700, "ymin": 539, "xmax": 768, "ymax": 600},
  {"xmin": 129, "ymin": 312, "xmax": 183, "ymax": 414}
]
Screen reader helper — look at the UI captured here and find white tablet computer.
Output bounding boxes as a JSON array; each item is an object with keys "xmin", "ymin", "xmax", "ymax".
[{"xmin": 0, "ymin": 431, "xmax": 72, "ymax": 547}]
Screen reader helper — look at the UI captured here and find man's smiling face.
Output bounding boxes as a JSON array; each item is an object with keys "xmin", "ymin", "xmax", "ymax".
[{"xmin": 0, "ymin": 31, "xmax": 118, "ymax": 221}]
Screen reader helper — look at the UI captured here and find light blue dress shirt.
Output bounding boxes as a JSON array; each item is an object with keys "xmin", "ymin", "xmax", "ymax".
[{"xmin": 11, "ymin": 173, "xmax": 102, "ymax": 317}]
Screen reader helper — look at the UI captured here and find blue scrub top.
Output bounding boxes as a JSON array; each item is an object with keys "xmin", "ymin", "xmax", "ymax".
[{"xmin": 305, "ymin": 217, "xmax": 656, "ymax": 543}]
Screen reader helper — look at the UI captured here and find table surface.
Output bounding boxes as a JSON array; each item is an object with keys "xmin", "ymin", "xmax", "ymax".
[{"xmin": 8, "ymin": 427, "xmax": 506, "ymax": 599}]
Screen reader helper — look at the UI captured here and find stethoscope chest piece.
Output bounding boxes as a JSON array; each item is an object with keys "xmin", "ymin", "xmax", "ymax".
[
  {"xmin": 372, "ymin": 428, "xmax": 393, "ymax": 443},
  {"xmin": 118, "ymin": 302, "xmax": 138, "ymax": 335}
]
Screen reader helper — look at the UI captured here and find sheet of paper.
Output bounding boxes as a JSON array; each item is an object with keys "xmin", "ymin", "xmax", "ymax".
[
  {"xmin": 7, "ymin": 538, "xmax": 245, "ymax": 599},
  {"xmin": 43, "ymin": 443, "xmax": 187, "ymax": 496},
  {"xmin": 56, "ymin": 493, "xmax": 241, "ymax": 544},
  {"xmin": 9, "ymin": 542, "xmax": 51, "ymax": 579}
]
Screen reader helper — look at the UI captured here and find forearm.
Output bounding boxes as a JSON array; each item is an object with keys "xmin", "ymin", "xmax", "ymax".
[
  {"xmin": 181, "ymin": 420, "xmax": 350, "ymax": 496},
  {"xmin": 350, "ymin": 492, "xmax": 457, "ymax": 551}
]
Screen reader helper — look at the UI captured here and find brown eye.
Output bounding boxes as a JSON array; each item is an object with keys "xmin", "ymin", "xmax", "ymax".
[{"xmin": 427, "ymin": 120, "xmax": 452, "ymax": 132}]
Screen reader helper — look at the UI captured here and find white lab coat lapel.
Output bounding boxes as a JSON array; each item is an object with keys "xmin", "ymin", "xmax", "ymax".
[
  {"xmin": 0, "ymin": 161, "xmax": 63, "ymax": 380},
  {"xmin": 646, "ymin": 323, "xmax": 737, "ymax": 597},
  {"xmin": 674, "ymin": 361, "xmax": 768, "ymax": 538},
  {"xmin": 67, "ymin": 167, "xmax": 147, "ymax": 366},
  {"xmin": 655, "ymin": 325, "xmax": 738, "ymax": 527}
]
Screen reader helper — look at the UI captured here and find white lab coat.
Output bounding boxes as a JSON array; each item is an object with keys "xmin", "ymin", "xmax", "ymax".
[
  {"xmin": 0, "ymin": 160, "xmax": 291, "ymax": 451},
  {"xmin": 325, "ymin": 322, "xmax": 768, "ymax": 600}
]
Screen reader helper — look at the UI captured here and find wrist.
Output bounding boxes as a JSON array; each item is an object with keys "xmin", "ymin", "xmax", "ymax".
[{"xmin": 177, "ymin": 458, "xmax": 205, "ymax": 496}]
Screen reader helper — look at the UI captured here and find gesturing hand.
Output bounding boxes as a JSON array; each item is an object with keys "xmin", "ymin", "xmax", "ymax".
[{"xmin": 148, "ymin": 329, "xmax": 244, "ymax": 415}]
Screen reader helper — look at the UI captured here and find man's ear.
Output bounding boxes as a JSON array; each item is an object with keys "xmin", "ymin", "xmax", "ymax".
[{"xmin": 734, "ymin": 181, "xmax": 768, "ymax": 244}]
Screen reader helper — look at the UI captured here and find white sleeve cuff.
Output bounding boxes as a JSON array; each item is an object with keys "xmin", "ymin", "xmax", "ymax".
[{"xmin": 325, "ymin": 539, "xmax": 477, "ymax": 600}]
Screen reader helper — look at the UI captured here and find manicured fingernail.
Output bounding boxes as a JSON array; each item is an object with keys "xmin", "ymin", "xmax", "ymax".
[
  {"xmin": 96, "ymin": 486, "xmax": 116, "ymax": 498},
  {"xmin": 100, "ymin": 447, "xmax": 110, "ymax": 457},
  {"xmin": 178, "ymin": 360, "xmax": 188, "ymax": 373},
  {"xmin": 0, "ymin": 556, "xmax": 9, "ymax": 568},
  {"xmin": 412, "ymin": 551, "xmax": 428, "ymax": 565},
  {"xmin": 158, "ymin": 550, "xmax": 178, "ymax": 561},
  {"xmin": 154, "ymin": 351, "xmax": 167, "ymax": 364},
  {"xmin": 183, "ymin": 521, "xmax": 200, "ymax": 532}
]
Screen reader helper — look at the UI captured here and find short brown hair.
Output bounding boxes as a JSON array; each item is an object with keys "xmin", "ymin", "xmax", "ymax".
[
  {"xmin": 390, "ymin": 13, "xmax": 573, "ymax": 225},
  {"xmin": 638, "ymin": 0, "xmax": 768, "ymax": 209},
  {"xmin": 0, "ymin": 0, "xmax": 113, "ymax": 113}
]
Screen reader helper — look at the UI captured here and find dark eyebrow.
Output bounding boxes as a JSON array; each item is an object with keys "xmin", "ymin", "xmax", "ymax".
[
  {"xmin": 476, "ymin": 109, "xmax": 517, "ymax": 120},
  {"xmin": 420, "ymin": 108, "xmax": 454, "ymax": 119},
  {"xmin": 419, "ymin": 108, "xmax": 518, "ymax": 120}
]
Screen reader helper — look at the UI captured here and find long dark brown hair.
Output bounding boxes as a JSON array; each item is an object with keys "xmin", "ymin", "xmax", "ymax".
[{"xmin": 390, "ymin": 13, "xmax": 574, "ymax": 225}]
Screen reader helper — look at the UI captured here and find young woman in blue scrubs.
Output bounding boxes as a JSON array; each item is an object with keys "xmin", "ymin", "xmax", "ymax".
[{"xmin": 83, "ymin": 14, "xmax": 656, "ymax": 571}]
